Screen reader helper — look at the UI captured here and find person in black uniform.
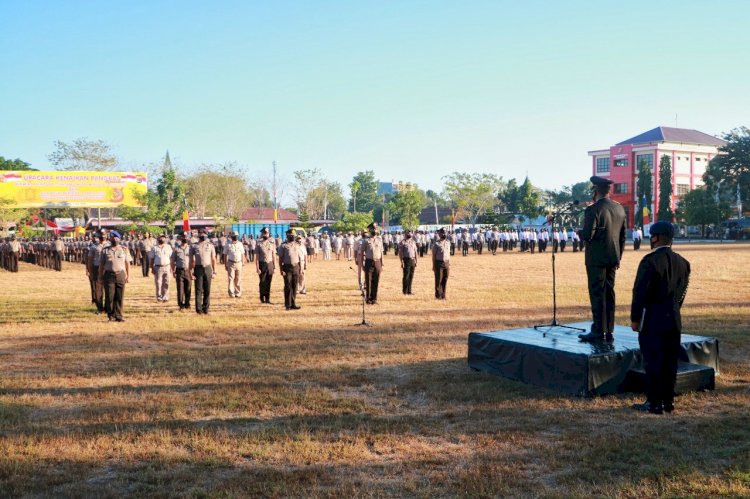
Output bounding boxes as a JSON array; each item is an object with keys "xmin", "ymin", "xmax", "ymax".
[
  {"xmin": 578, "ymin": 176, "xmax": 626, "ymax": 342},
  {"xmin": 630, "ymin": 221, "xmax": 691, "ymax": 414},
  {"xmin": 398, "ymin": 229, "xmax": 418, "ymax": 295},
  {"xmin": 358, "ymin": 222, "xmax": 384, "ymax": 304}
]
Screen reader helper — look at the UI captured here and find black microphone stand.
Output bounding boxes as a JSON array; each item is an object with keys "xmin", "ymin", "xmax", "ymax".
[
  {"xmin": 349, "ymin": 266, "xmax": 371, "ymax": 327},
  {"xmin": 534, "ymin": 208, "xmax": 586, "ymax": 335}
]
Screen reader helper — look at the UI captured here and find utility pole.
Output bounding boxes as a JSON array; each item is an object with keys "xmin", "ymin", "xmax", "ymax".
[{"xmin": 272, "ymin": 161, "xmax": 278, "ymax": 223}]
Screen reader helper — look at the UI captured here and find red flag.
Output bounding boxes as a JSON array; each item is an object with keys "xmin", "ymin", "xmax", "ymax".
[{"xmin": 182, "ymin": 210, "xmax": 191, "ymax": 232}]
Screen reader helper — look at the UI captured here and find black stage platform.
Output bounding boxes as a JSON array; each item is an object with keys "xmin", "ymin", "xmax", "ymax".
[{"xmin": 468, "ymin": 322, "xmax": 719, "ymax": 397}]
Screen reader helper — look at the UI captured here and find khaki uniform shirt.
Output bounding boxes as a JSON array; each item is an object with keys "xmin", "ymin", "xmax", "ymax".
[
  {"xmin": 278, "ymin": 240, "xmax": 300, "ymax": 265},
  {"xmin": 256, "ymin": 238, "xmax": 275, "ymax": 263},
  {"xmin": 171, "ymin": 244, "xmax": 189, "ymax": 269},
  {"xmin": 399, "ymin": 238, "xmax": 418, "ymax": 259},
  {"xmin": 363, "ymin": 235, "xmax": 384, "ymax": 261},
  {"xmin": 432, "ymin": 239, "xmax": 451, "ymax": 262},
  {"xmin": 225, "ymin": 241, "xmax": 245, "ymax": 263},
  {"xmin": 190, "ymin": 240, "xmax": 215, "ymax": 267},
  {"xmin": 151, "ymin": 244, "xmax": 173, "ymax": 266},
  {"xmin": 100, "ymin": 245, "xmax": 128, "ymax": 272}
]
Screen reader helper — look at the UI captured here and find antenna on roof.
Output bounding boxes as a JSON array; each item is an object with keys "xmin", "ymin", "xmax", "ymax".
[{"xmin": 675, "ymin": 113, "xmax": 678, "ymax": 127}]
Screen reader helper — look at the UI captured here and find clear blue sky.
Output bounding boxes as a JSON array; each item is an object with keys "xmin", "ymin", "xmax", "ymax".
[{"xmin": 2, "ymin": 0, "xmax": 749, "ymax": 197}]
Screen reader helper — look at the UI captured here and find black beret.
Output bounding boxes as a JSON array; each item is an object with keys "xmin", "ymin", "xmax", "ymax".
[
  {"xmin": 260, "ymin": 227, "xmax": 269, "ymax": 233},
  {"xmin": 590, "ymin": 175, "xmax": 614, "ymax": 186},
  {"xmin": 650, "ymin": 221, "xmax": 675, "ymax": 238},
  {"xmin": 367, "ymin": 222, "xmax": 379, "ymax": 230}
]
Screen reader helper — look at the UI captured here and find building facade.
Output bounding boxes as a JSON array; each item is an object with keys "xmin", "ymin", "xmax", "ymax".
[{"xmin": 588, "ymin": 126, "xmax": 726, "ymax": 228}]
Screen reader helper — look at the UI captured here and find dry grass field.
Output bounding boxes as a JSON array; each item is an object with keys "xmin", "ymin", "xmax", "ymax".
[{"xmin": 1, "ymin": 242, "xmax": 749, "ymax": 498}]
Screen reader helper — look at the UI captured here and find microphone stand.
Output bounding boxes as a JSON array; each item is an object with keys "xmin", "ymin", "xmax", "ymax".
[
  {"xmin": 534, "ymin": 208, "xmax": 586, "ymax": 335},
  {"xmin": 350, "ymin": 266, "xmax": 371, "ymax": 327}
]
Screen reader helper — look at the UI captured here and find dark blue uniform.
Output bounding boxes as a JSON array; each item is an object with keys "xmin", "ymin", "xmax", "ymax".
[{"xmin": 631, "ymin": 246, "xmax": 690, "ymax": 411}]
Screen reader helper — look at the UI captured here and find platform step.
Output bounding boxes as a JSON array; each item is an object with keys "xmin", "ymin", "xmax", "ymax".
[{"xmin": 625, "ymin": 361, "xmax": 715, "ymax": 394}]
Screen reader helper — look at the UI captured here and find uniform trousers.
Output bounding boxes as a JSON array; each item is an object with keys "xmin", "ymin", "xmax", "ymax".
[
  {"xmin": 153, "ymin": 264, "xmax": 170, "ymax": 301},
  {"xmin": 586, "ymin": 265, "xmax": 617, "ymax": 335},
  {"xmin": 433, "ymin": 261, "xmax": 449, "ymax": 299},
  {"xmin": 401, "ymin": 258, "xmax": 416, "ymax": 294},
  {"xmin": 560, "ymin": 240, "xmax": 567, "ymax": 252},
  {"xmin": 142, "ymin": 254, "xmax": 151, "ymax": 277},
  {"xmin": 175, "ymin": 267, "xmax": 192, "ymax": 309},
  {"xmin": 54, "ymin": 251, "xmax": 63, "ymax": 271},
  {"xmin": 103, "ymin": 270, "xmax": 126, "ymax": 320},
  {"xmin": 226, "ymin": 261, "xmax": 242, "ymax": 297},
  {"xmin": 89, "ymin": 265, "xmax": 104, "ymax": 312},
  {"xmin": 9, "ymin": 253, "xmax": 19, "ymax": 272},
  {"xmin": 639, "ymin": 327, "xmax": 680, "ymax": 408},
  {"xmin": 258, "ymin": 261, "xmax": 273, "ymax": 303},
  {"xmin": 364, "ymin": 258, "xmax": 382, "ymax": 303},
  {"xmin": 634, "ymin": 239, "xmax": 641, "ymax": 251},
  {"xmin": 194, "ymin": 265, "xmax": 212, "ymax": 313},
  {"xmin": 282, "ymin": 263, "xmax": 300, "ymax": 309}
]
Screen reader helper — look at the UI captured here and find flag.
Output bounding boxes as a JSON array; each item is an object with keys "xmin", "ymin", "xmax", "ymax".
[
  {"xmin": 182, "ymin": 210, "xmax": 190, "ymax": 232},
  {"xmin": 273, "ymin": 208, "xmax": 278, "ymax": 223},
  {"xmin": 641, "ymin": 195, "xmax": 649, "ymax": 226}
]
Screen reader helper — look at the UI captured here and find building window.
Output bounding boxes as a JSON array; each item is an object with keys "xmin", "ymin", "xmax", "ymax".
[
  {"xmin": 615, "ymin": 183, "xmax": 628, "ymax": 194},
  {"xmin": 614, "ymin": 159, "xmax": 628, "ymax": 167},
  {"xmin": 596, "ymin": 158, "xmax": 610, "ymax": 173},
  {"xmin": 676, "ymin": 184, "xmax": 690, "ymax": 196},
  {"xmin": 635, "ymin": 154, "xmax": 654, "ymax": 171}
]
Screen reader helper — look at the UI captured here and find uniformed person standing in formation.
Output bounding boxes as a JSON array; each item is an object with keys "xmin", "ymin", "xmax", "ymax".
[
  {"xmin": 278, "ymin": 229, "xmax": 302, "ymax": 310},
  {"xmin": 432, "ymin": 227, "xmax": 451, "ymax": 299},
  {"xmin": 151, "ymin": 234, "xmax": 173, "ymax": 302},
  {"xmin": 98, "ymin": 231, "xmax": 130, "ymax": 322},
  {"xmin": 170, "ymin": 234, "xmax": 192, "ymax": 311},
  {"xmin": 398, "ymin": 229, "xmax": 418, "ymax": 295},
  {"xmin": 139, "ymin": 234, "xmax": 154, "ymax": 277},
  {"xmin": 255, "ymin": 227, "xmax": 276, "ymax": 304},
  {"xmin": 630, "ymin": 221, "xmax": 691, "ymax": 414},
  {"xmin": 189, "ymin": 231, "xmax": 216, "ymax": 314},
  {"xmin": 578, "ymin": 176, "xmax": 627, "ymax": 342},
  {"xmin": 3, "ymin": 236, "xmax": 21, "ymax": 272},
  {"xmin": 86, "ymin": 235, "xmax": 104, "ymax": 314},
  {"xmin": 359, "ymin": 222, "xmax": 384, "ymax": 304},
  {"xmin": 632, "ymin": 227, "xmax": 643, "ymax": 250},
  {"xmin": 224, "ymin": 233, "xmax": 246, "ymax": 298},
  {"xmin": 52, "ymin": 236, "xmax": 65, "ymax": 271}
]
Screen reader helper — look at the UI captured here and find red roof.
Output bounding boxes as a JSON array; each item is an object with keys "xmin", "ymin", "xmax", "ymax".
[{"xmin": 239, "ymin": 207, "xmax": 298, "ymax": 222}]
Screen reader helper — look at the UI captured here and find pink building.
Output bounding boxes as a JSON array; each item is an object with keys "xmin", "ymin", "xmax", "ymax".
[{"xmin": 588, "ymin": 126, "xmax": 726, "ymax": 228}]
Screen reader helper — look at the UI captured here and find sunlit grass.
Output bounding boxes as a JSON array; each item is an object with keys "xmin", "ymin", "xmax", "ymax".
[{"xmin": 0, "ymin": 243, "xmax": 749, "ymax": 497}]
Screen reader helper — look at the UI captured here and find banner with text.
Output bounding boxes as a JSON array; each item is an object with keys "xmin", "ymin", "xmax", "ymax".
[{"xmin": 0, "ymin": 171, "xmax": 148, "ymax": 208}]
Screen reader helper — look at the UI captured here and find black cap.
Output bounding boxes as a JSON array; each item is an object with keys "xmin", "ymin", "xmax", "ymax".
[
  {"xmin": 590, "ymin": 175, "xmax": 614, "ymax": 187},
  {"xmin": 650, "ymin": 221, "xmax": 675, "ymax": 238},
  {"xmin": 260, "ymin": 227, "xmax": 269, "ymax": 234},
  {"xmin": 367, "ymin": 222, "xmax": 378, "ymax": 230},
  {"xmin": 437, "ymin": 227, "xmax": 446, "ymax": 234}
]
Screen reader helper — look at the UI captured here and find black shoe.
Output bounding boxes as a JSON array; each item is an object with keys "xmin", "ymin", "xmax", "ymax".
[
  {"xmin": 632, "ymin": 401, "xmax": 663, "ymax": 414},
  {"xmin": 290, "ymin": 305, "xmax": 301, "ymax": 310},
  {"xmin": 578, "ymin": 331, "xmax": 604, "ymax": 342},
  {"xmin": 604, "ymin": 333, "xmax": 614, "ymax": 343},
  {"xmin": 115, "ymin": 317, "xmax": 125, "ymax": 323}
]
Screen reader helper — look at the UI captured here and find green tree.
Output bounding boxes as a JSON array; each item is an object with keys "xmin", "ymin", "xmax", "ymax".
[
  {"xmin": 636, "ymin": 159, "xmax": 653, "ymax": 227},
  {"xmin": 348, "ymin": 171, "xmax": 378, "ymax": 213},
  {"xmin": 0, "ymin": 157, "xmax": 35, "ymax": 171},
  {"xmin": 120, "ymin": 153, "xmax": 184, "ymax": 233},
  {"xmin": 706, "ymin": 127, "xmax": 750, "ymax": 215},
  {"xmin": 442, "ymin": 172, "xmax": 504, "ymax": 226},
  {"xmin": 48, "ymin": 137, "xmax": 119, "ymax": 171},
  {"xmin": 516, "ymin": 177, "xmax": 542, "ymax": 222},
  {"xmin": 676, "ymin": 188, "xmax": 726, "ymax": 237},
  {"xmin": 332, "ymin": 211, "xmax": 374, "ymax": 233},
  {"xmin": 388, "ymin": 189, "xmax": 427, "ymax": 231},
  {"xmin": 498, "ymin": 178, "xmax": 520, "ymax": 212},
  {"xmin": 658, "ymin": 154, "xmax": 674, "ymax": 221}
]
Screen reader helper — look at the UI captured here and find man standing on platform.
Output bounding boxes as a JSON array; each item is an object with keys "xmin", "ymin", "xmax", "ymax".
[
  {"xmin": 255, "ymin": 227, "xmax": 276, "ymax": 304},
  {"xmin": 630, "ymin": 221, "xmax": 690, "ymax": 414},
  {"xmin": 578, "ymin": 176, "xmax": 626, "ymax": 342},
  {"xmin": 278, "ymin": 229, "xmax": 302, "ymax": 310},
  {"xmin": 171, "ymin": 234, "xmax": 192, "ymax": 311},
  {"xmin": 359, "ymin": 222, "xmax": 384, "ymax": 304},
  {"xmin": 189, "ymin": 231, "xmax": 216, "ymax": 314},
  {"xmin": 432, "ymin": 227, "xmax": 451, "ymax": 299},
  {"xmin": 398, "ymin": 229, "xmax": 418, "ymax": 295}
]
